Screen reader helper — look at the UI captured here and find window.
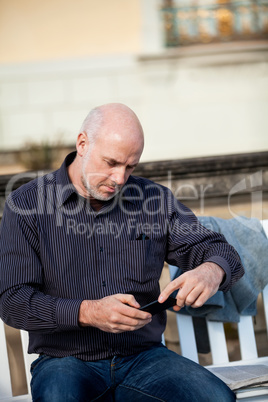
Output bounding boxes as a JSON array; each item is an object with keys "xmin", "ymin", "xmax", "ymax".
[{"xmin": 160, "ymin": 0, "xmax": 268, "ymax": 47}]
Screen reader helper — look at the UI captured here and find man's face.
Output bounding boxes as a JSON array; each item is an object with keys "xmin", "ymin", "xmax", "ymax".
[{"xmin": 81, "ymin": 131, "xmax": 143, "ymax": 201}]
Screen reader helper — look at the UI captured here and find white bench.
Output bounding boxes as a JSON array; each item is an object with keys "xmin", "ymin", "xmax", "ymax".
[{"xmin": 1, "ymin": 220, "xmax": 267, "ymax": 401}]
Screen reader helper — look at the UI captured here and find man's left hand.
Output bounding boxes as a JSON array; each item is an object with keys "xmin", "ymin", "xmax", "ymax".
[{"xmin": 159, "ymin": 262, "xmax": 225, "ymax": 311}]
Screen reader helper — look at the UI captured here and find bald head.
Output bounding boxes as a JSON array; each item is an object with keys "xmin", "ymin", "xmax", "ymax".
[
  {"xmin": 71, "ymin": 103, "xmax": 144, "ymax": 200},
  {"xmin": 79, "ymin": 103, "xmax": 144, "ymax": 148}
]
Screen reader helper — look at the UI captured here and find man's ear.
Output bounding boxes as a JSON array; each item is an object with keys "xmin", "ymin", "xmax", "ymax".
[{"xmin": 76, "ymin": 132, "xmax": 89, "ymax": 157}]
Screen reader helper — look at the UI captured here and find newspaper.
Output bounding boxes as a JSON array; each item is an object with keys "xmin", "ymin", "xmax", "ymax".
[{"xmin": 207, "ymin": 364, "xmax": 268, "ymax": 390}]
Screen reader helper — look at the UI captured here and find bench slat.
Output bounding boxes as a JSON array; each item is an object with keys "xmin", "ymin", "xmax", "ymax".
[
  {"xmin": 237, "ymin": 316, "xmax": 258, "ymax": 360},
  {"xmin": 261, "ymin": 220, "xmax": 268, "ymax": 337},
  {"xmin": 20, "ymin": 330, "xmax": 37, "ymax": 396},
  {"xmin": 176, "ymin": 314, "xmax": 199, "ymax": 363},
  {"xmin": 207, "ymin": 321, "xmax": 229, "ymax": 364},
  {"xmin": 0, "ymin": 322, "xmax": 13, "ymax": 399}
]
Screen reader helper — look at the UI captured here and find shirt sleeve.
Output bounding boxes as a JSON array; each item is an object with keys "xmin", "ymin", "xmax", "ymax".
[
  {"xmin": 0, "ymin": 195, "xmax": 82, "ymax": 332},
  {"xmin": 165, "ymin": 190, "xmax": 244, "ymax": 292}
]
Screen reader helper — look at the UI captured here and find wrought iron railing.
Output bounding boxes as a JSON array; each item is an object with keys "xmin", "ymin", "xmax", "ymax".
[{"xmin": 160, "ymin": 0, "xmax": 268, "ymax": 47}]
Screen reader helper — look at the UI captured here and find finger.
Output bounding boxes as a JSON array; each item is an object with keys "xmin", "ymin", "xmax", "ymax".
[
  {"xmin": 111, "ymin": 295, "xmax": 151, "ymax": 320},
  {"xmin": 158, "ymin": 278, "xmax": 182, "ymax": 303},
  {"xmin": 109, "ymin": 314, "xmax": 152, "ymax": 332},
  {"xmin": 172, "ymin": 305, "xmax": 183, "ymax": 312},
  {"xmin": 124, "ymin": 316, "xmax": 152, "ymax": 328},
  {"xmin": 159, "ymin": 277, "xmax": 192, "ymax": 307},
  {"xmin": 110, "ymin": 319, "xmax": 152, "ymax": 333},
  {"xmin": 115, "ymin": 293, "xmax": 140, "ymax": 308},
  {"xmin": 189, "ymin": 288, "xmax": 214, "ymax": 308},
  {"xmin": 177, "ymin": 283, "xmax": 199, "ymax": 306},
  {"xmin": 120, "ymin": 302, "xmax": 152, "ymax": 320},
  {"xmin": 184, "ymin": 287, "xmax": 202, "ymax": 306}
]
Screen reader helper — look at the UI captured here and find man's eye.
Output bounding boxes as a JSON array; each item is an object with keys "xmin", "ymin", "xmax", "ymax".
[{"xmin": 106, "ymin": 160, "xmax": 115, "ymax": 167}]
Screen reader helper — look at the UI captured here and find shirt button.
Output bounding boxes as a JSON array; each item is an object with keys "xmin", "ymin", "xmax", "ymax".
[{"xmin": 100, "ymin": 247, "xmax": 104, "ymax": 252}]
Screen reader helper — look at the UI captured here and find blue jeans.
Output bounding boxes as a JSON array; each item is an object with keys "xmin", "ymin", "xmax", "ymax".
[{"xmin": 30, "ymin": 344, "xmax": 235, "ymax": 401}]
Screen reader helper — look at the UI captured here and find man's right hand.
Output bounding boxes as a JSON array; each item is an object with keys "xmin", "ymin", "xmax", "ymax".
[{"xmin": 78, "ymin": 294, "xmax": 152, "ymax": 333}]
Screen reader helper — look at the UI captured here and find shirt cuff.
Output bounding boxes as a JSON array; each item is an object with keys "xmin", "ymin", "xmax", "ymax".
[
  {"xmin": 55, "ymin": 298, "xmax": 83, "ymax": 330},
  {"xmin": 204, "ymin": 256, "xmax": 231, "ymax": 292}
]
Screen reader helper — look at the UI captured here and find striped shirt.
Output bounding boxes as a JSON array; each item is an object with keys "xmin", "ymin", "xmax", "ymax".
[{"xmin": 0, "ymin": 152, "xmax": 244, "ymax": 361}]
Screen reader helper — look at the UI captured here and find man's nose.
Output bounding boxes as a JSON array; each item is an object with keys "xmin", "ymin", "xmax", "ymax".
[{"xmin": 111, "ymin": 167, "xmax": 126, "ymax": 186}]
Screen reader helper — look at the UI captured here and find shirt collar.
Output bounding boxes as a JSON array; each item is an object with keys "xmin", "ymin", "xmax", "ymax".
[{"xmin": 55, "ymin": 151, "xmax": 78, "ymax": 208}]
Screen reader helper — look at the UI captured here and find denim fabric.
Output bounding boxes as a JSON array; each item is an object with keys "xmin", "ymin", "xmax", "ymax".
[
  {"xmin": 30, "ymin": 344, "xmax": 235, "ymax": 402},
  {"xmin": 174, "ymin": 216, "xmax": 268, "ymax": 323}
]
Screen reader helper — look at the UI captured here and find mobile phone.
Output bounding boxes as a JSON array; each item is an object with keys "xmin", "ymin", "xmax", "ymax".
[{"xmin": 139, "ymin": 296, "xmax": 177, "ymax": 315}]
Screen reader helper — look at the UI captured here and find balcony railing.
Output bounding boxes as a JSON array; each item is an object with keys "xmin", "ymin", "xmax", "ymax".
[{"xmin": 160, "ymin": 0, "xmax": 268, "ymax": 47}]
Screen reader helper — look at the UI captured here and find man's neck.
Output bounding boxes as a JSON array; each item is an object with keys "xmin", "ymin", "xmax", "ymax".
[{"xmin": 67, "ymin": 155, "xmax": 89, "ymax": 198}]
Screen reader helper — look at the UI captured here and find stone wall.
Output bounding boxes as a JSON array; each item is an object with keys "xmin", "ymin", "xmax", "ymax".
[{"xmin": 1, "ymin": 42, "xmax": 268, "ymax": 163}]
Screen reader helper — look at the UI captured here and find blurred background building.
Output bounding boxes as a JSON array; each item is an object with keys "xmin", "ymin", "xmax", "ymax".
[
  {"xmin": 0, "ymin": 0, "xmax": 267, "ymax": 218},
  {"xmin": 0, "ymin": 0, "xmax": 267, "ymax": 168}
]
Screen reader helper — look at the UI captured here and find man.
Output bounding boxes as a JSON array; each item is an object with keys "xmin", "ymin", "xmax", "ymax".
[{"xmin": 0, "ymin": 103, "xmax": 244, "ymax": 401}]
